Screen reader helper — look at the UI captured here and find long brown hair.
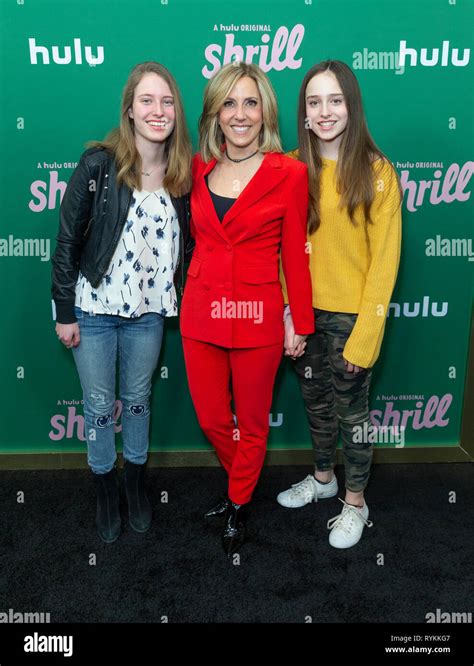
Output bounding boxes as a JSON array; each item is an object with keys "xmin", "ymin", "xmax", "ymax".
[
  {"xmin": 297, "ymin": 60, "xmax": 399, "ymax": 235},
  {"xmin": 89, "ymin": 62, "xmax": 192, "ymax": 197}
]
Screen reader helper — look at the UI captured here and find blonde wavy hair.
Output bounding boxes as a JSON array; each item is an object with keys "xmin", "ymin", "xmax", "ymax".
[
  {"xmin": 199, "ymin": 62, "xmax": 282, "ymax": 162},
  {"xmin": 89, "ymin": 62, "xmax": 192, "ymax": 197}
]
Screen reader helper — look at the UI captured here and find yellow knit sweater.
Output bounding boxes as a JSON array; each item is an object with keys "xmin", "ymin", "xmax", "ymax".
[{"xmin": 283, "ymin": 150, "xmax": 402, "ymax": 368}]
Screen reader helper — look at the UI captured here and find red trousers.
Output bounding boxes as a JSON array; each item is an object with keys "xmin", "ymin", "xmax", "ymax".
[{"xmin": 182, "ymin": 337, "xmax": 283, "ymax": 505}]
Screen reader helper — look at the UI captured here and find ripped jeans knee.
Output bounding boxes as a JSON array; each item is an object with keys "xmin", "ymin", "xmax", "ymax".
[{"xmin": 87, "ymin": 393, "xmax": 116, "ymax": 429}]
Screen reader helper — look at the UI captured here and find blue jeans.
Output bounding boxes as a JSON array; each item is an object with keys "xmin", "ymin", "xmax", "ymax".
[{"xmin": 72, "ymin": 306, "xmax": 164, "ymax": 474}]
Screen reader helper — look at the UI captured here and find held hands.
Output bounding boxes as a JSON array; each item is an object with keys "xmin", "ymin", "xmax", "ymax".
[
  {"xmin": 55, "ymin": 322, "xmax": 81, "ymax": 349},
  {"xmin": 284, "ymin": 314, "xmax": 307, "ymax": 359},
  {"xmin": 282, "ymin": 312, "xmax": 364, "ymax": 370},
  {"xmin": 343, "ymin": 358, "xmax": 364, "ymax": 373}
]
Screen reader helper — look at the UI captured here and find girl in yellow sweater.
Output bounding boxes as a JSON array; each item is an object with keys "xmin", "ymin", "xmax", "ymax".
[{"xmin": 277, "ymin": 60, "xmax": 402, "ymax": 548}]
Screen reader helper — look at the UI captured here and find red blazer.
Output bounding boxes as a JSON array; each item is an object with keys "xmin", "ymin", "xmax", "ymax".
[{"xmin": 180, "ymin": 151, "xmax": 314, "ymax": 348}]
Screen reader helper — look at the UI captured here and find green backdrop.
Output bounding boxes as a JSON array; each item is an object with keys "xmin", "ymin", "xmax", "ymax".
[{"xmin": 0, "ymin": 0, "xmax": 472, "ymax": 458}]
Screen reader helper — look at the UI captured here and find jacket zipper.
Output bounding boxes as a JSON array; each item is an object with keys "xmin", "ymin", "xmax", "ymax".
[
  {"xmin": 174, "ymin": 196, "xmax": 187, "ymax": 296},
  {"xmin": 94, "ymin": 189, "xmax": 132, "ymax": 287}
]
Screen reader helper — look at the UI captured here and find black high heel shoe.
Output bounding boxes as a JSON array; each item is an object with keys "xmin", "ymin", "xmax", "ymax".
[
  {"xmin": 204, "ymin": 494, "xmax": 229, "ymax": 518},
  {"xmin": 222, "ymin": 501, "xmax": 247, "ymax": 557}
]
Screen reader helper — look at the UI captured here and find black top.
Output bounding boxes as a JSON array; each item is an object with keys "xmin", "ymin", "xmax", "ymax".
[{"xmin": 205, "ymin": 175, "xmax": 236, "ymax": 222}]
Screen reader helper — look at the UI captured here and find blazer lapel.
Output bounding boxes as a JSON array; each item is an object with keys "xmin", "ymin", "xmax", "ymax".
[
  {"xmin": 194, "ymin": 152, "xmax": 288, "ymax": 239},
  {"xmin": 195, "ymin": 157, "xmax": 230, "ymax": 242}
]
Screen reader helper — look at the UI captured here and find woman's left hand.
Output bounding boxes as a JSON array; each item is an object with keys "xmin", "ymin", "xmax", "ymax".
[
  {"xmin": 291, "ymin": 334, "xmax": 307, "ymax": 359},
  {"xmin": 344, "ymin": 358, "xmax": 365, "ymax": 373},
  {"xmin": 284, "ymin": 316, "xmax": 307, "ymax": 359}
]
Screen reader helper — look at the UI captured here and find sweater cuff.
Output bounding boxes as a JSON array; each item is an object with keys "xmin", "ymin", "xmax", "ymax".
[{"xmin": 54, "ymin": 300, "xmax": 77, "ymax": 324}]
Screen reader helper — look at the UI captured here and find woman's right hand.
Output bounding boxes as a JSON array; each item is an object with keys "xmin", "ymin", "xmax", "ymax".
[
  {"xmin": 284, "ymin": 314, "xmax": 306, "ymax": 359},
  {"xmin": 55, "ymin": 322, "xmax": 81, "ymax": 348}
]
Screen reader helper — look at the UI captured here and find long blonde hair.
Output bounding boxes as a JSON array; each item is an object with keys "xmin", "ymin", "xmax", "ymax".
[
  {"xmin": 297, "ymin": 60, "xmax": 401, "ymax": 235},
  {"xmin": 199, "ymin": 62, "xmax": 282, "ymax": 162},
  {"xmin": 89, "ymin": 62, "xmax": 192, "ymax": 197}
]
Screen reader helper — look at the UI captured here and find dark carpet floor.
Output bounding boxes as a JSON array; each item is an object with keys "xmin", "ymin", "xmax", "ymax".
[{"xmin": 0, "ymin": 463, "xmax": 472, "ymax": 624}]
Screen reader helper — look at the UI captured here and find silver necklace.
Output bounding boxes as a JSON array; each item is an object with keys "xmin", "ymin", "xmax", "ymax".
[{"xmin": 141, "ymin": 166, "xmax": 159, "ymax": 177}]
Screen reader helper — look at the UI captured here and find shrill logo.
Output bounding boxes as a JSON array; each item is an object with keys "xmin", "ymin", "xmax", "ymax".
[
  {"xmin": 400, "ymin": 162, "xmax": 473, "ymax": 213},
  {"xmin": 49, "ymin": 402, "xmax": 122, "ymax": 441},
  {"xmin": 29, "ymin": 172, "xmax": 66, "ymax": 212},
  {"xmin": 370, "ymin": 394, "xmax": 452, "ymax": 431},
  {"xmin": 398, "ymin": 40, "xmax": 470, "ymax": 68},
  {"xmin": 202, "ymin": 24, "xmax": 304, "ymax": 78},
  {"xmin": 29, "ymin": 163, "xmax": 78, "ymax": 212},
  {"xmin": 49, "ymin": 401, "xmax": 283, "ymax": 442},
  {"xmin": 29, "ymin": 38, "xmax": 104, "ymax": 66}
]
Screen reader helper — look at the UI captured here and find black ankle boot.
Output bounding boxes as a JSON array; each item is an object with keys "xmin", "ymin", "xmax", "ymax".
[
  {"xmin": 93, "ymin": 468, "xmax": 121, "ymax": 543},
  {"xmin": 124, "ymin": 460, "xmax": 152, "ymax": 533},
  {"xmin": 222, "ymin": 501, "xmax": 247, "ymax": 557},
  {"xmin": 204, "ymin": 493, "xmax": 229, "ymax": 518}
]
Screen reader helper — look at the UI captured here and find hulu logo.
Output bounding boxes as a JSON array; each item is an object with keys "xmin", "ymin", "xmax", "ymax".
[
  {"xmin": 387, "ymin": 297, "xmax": 448, "ymax": 318},
  {"xmin": 29, "ymin": 38, "xmax": 104, "ymax": 66},
  {"xmin": 398, "ymin": 40, "xmax": 470, "ymax": 68}
]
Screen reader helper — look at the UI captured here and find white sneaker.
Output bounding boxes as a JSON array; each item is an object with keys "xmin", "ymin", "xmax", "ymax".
[
  {"xmin": 277, "ymin": 474, "xmax": 338, "ymax": 508},
  {"xmin": 327, "ymin": 498, "xmax": 373, "ymax": 549}
]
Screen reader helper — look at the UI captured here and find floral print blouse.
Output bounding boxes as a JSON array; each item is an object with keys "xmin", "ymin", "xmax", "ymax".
[{"xmin": 75, "ymin": 188, "xmax": 179, "ymax": 318}]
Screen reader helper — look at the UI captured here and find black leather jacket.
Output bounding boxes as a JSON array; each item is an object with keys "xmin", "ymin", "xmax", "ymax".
[{"xmin": 51, "ymin": 147, "xmax": 194, "ymax": 324}]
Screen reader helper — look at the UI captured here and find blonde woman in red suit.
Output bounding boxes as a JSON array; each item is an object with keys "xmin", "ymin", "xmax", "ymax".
[{"xmin": 180, "ymin": 62, "xmax": 314, "ymax": 557}]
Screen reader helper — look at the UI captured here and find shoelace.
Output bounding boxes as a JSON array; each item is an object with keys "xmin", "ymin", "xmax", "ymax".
[
  {"xmin": 289, "ymin": 475, "xmax": 317, "ymax": 498},
  {"xmin": 327, "ymin": 498, "xmax": 374, "ymax": 534}
]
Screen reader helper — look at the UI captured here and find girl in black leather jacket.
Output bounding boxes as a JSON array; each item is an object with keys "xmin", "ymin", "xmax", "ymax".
[{"xmin": 51, "ymin": 61, "xmax": 193, "ymax": 543}]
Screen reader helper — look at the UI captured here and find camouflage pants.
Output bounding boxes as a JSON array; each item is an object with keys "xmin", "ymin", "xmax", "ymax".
[{"xmin": 293, "ymin": 309, "xmax": 373, "ymax": 492}]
